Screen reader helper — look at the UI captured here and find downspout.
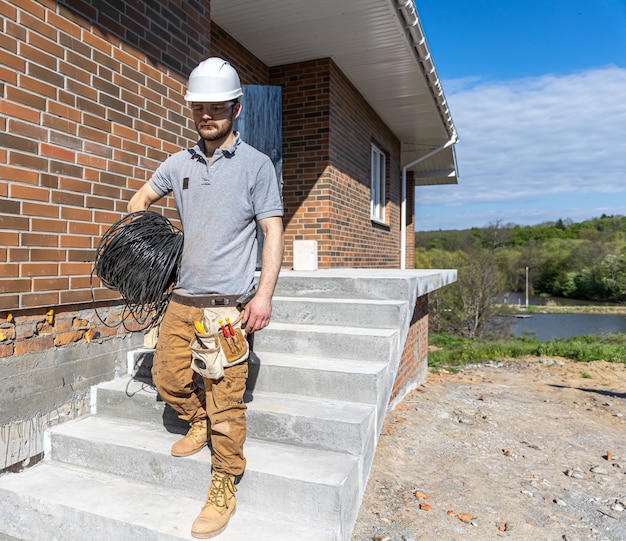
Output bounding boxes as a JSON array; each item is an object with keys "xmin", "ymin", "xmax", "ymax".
[{"xmin": 401, "ymin": 137, "xmax": 456, "ymax": 269}]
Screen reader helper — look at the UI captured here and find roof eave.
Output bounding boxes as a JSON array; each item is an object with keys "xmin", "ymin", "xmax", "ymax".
[{"xmin": 211, "ymin": 0, "xmax": 459, "ymax": 183}]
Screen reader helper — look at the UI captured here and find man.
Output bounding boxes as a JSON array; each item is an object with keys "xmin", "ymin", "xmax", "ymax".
[{"xmin": 127, "ymin": 57, "xmax": 284, "ymax": 539}]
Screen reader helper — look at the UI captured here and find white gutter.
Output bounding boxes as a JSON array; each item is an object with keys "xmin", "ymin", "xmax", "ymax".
[
  {"xmin": 395, "ymin": 0, "xmax": 456, "ymax": 140},
  {"xmin": 400, "ymin": 138, "xmax": 456, "ymax": 269},
  {"xmin": 395, "ymin": 0, "xmax": 459, "ymax": 269}
]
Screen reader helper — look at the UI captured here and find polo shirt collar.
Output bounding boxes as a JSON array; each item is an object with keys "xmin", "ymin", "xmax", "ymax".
[{"xmin": 196, "ymin": 132, "xmax": 241, "ymax": 159}]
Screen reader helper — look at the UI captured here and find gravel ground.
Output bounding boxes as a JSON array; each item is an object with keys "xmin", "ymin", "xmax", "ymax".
[{"xmin": 351, "ymin": 358, "xmax": 626, "ymax": 541}]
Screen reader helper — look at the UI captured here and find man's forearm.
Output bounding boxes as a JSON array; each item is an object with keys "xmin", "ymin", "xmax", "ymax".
[
  {"xmin": 241, "ymin": 217, "xmax": 283, "ymax": 333},
  {"xmin": 256, "ymin": 218, "xmax": 284, "ymax": 301},
  {"xmin": 128, "ymin": 182, "xmax": 162, "ymax": 213}
]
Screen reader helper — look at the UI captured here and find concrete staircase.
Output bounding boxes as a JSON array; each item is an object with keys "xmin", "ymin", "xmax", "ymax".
[{"xmin": 0, "ymin": 271, "xmax": 440, "ymax": 541}]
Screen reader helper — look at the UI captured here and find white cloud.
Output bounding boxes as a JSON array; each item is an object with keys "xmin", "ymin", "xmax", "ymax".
[{"xmin": 415, "ymin": 66, "xmax": 626, "ymax": 230}]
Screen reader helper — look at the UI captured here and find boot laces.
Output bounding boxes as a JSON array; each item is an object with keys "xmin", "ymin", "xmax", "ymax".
[
  {"xmin": 188, "ymin": 421, "xmax": 206, "ymax": 443},
  {"xmin": 206, "ymin": 472, "xmax": 236, "ymax": 510}
]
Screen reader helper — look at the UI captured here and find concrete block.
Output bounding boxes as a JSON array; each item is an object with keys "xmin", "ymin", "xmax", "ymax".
[
  {"xmin": 0, "ymin": 395, "xmax": 90, "ymax": 470},
  {"xmin": 126, "ymin": 348, "xmax": 154, "ymax": 378},
  {"xmin": 292, "ymin": 240, "xmax": 318, "ymax": 271},
  {"xmin": 0, "ymin": 334, "xmax": 140, "ymax": 424}
]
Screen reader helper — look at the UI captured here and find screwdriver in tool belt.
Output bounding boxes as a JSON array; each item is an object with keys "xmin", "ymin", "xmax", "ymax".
[
  {"xmin": 218, "ymin": 319, "xmax": 229, "ymax": 337},
  {"xmin": 218, "ymin": 319, "xmax": 235, "ymax": 352},
  {"xmin": 225, "ymin": 317, "xmax": 235, "ymax": 337}
]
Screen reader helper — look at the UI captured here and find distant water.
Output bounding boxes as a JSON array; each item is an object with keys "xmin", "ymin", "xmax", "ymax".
[{"xmin": 499, "ymin": 313, "xmax": 626, "ymax": 341}]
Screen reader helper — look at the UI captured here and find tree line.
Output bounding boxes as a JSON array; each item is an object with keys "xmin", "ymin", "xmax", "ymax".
[{"xmin": 416, "ymin": 214, "xmax": 626, "ymax": 338}]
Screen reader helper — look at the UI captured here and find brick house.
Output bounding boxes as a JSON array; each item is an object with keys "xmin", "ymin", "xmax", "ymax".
[{"xmin": 0, "ymin": 0, "xmax": 457, "ymax": 473}]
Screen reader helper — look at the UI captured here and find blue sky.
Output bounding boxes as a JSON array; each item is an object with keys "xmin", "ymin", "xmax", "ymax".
[{"xmin": 414, "ymin": 0, "xmax": 626, "ymax": 231}]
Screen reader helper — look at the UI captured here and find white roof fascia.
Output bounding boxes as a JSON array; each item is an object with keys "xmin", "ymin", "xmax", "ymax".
[{"xmin": 210, "ymin": 0, "xmax": 459, "ymax": 185}]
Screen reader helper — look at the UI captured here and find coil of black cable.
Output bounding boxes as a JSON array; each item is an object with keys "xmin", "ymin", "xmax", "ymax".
[{"xmin": 91, "ymin": 211, "xmax": 183, "ymax": 330}]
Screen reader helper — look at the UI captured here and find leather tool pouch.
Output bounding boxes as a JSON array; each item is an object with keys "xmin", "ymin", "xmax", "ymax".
[
  {"xmin": 190, "ymin": 307, "xmax": 249, "ymax": 380},
  {"xmin": 218, "ymin": 327, "xmax": 248, "ymax": 364}
]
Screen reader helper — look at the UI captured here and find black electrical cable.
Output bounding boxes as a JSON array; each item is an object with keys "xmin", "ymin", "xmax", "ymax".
[{"xmin": 91, "ymin": 211, "xmax": 183, "ymax": 331}]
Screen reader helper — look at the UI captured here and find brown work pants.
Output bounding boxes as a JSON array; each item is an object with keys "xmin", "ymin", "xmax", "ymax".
[{"xmin": 152, "ymin": 299, "xmax": 248, "ymax": 476}]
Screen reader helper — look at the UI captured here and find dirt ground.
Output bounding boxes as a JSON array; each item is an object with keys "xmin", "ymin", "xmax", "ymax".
[{"xmin": 351, "ymin": 358, "xmax": 626, "ymax": 541}]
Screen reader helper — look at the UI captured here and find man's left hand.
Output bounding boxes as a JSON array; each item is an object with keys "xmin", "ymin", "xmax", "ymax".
[{"xmin": 242, "ymin": 295, "xmax": 272, "ymax": 334}]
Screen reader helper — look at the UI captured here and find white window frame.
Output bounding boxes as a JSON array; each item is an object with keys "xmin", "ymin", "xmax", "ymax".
[{"xmin": 370, "ymin": 143, "xmax": 386, "ymax": 224}]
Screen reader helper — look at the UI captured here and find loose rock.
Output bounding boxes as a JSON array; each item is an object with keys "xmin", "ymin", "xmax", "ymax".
[{"xmin": 351, "ymin": 358, "xmax": 626, "ymax": 541}]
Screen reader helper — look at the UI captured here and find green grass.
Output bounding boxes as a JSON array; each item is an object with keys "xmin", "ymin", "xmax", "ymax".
[{"xmin": 429, "ymin": 332, "xmax": 626, "ymax": 370}]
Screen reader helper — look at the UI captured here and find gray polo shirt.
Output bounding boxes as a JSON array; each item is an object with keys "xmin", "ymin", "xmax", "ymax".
[{"xmin": 148, "ymin": 134, "xmax": 283, "ymax": 295}]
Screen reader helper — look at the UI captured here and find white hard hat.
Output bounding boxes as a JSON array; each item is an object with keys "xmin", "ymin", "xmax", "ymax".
[{"xmin": 184, "ymin": 57, "xmax": 243, "ymax": 102}]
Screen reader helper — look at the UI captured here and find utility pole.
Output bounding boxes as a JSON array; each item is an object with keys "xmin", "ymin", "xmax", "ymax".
[{"xmin": 525, "ymin": 266, "xmax": 529, "ymax": 307}]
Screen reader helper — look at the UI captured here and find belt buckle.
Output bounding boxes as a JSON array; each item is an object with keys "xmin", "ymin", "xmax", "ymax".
[{"xmin": 212, "ymin": 298, "xmax": 228, "ymax": 306}]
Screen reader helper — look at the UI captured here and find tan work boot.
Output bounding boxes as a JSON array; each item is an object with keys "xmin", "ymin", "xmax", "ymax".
[
  {"xmin": 191, "ymin": 471, "xmax": 237, "ymax": 539},
  {"xmin": 171, "ymin": 419, "xmax": 207, "ymax": 457}
]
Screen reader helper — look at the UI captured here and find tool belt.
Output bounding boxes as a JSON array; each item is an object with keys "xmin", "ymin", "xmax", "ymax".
[
  {"xmin": 172, "ymin": 292, "xmax": 241, "ymax": 307},
  {"xmin": 190, "ymin": 306, "xmax": 249, "ymax": 380}
]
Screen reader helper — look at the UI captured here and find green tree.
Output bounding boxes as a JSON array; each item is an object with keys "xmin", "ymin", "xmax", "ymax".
[
  {"xmin": 427, "ymin": 245, "xmax": 507, "ymax": 339},
  {"xmin": 416, "ymin": 214, "xmax": 626, "ymax": 334}
]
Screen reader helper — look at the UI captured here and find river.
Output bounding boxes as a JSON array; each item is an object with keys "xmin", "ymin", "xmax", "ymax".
[
  {"xmin": 503, "ymin": 312, "xmax": 626, "ymax": 341},
  {"xmin": 496, "ymin": 292, "xmax": 626, "ymax": 339}
]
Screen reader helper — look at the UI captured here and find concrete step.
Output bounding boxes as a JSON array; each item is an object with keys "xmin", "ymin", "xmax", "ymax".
[
  {"xmin": 254, "ymin": 322, "xmax": 398, "ymax": 362},
  {"xmin": 248, "ymin": 350, "xmax": 389, "ymax": 404},
  {"xmin": 271, "ymin": 296, "xmax": 406, "ymax": 328},
  {"xmin": 46, "ymin": 414, "xmax": 359, "ymax": 529},
  {"xmin": 128, "ymin": 349, "xmax": 390, "ymax": 406},
  {"xmin": 0, "ymin": 271, "xmax": 436, "ymax": 541},
  {"xmin": 246, "ymin": 390, "xmax": 375, "ymax": 457},
  {"xmin": 0, "ymin": 461, "xmax": 338, "ymax": 541},
  {"xmin": 95, "ymin": 375, "xmax": 171, "ymax": 426},
  {"xmin": 273, "ymin": 270, "xmax": 419, "ymax": 300},
  {"xmin": 248, "ymin": 352, "xmax": 392, "ymax": 444},
  {"xmin": 94, "ymin": 376, "xmax": 375, "ymax": 458}
]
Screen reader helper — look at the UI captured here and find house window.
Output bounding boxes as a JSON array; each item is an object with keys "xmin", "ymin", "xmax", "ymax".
[{"xmin": 370, "ymin": 143, "xmax": 386, "ymax": 223}]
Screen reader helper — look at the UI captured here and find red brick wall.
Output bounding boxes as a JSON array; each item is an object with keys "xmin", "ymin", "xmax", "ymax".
[
  {"xmin": 270, "ymin": 59, "xmax": 407, "ymax": 269},
  {"xmin": 328, "ymin": 61, "xmax": 404, "ymax": 268},
  {"xmin": 391, "ymin": 295, "xmax": 428, "ymax": 402},
  {"xmin": 1, "ymin": 1, "xmax": 416, "ymax": 355},
  {"xmin": 0, "ymin": 0, "xmax": 216, "ymax": 315},
  {"xmin": 0, "ymin": 8, "xmax": 264, "ymax": 299}
]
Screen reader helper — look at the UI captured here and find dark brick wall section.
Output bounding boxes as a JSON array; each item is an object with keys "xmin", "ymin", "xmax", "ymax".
[
  {"xmin": 268, "ymin": 59, "xmax": 332, "ymax": 267},
  {"xmin": 57, "ymin": 0, "xmax": 210, "ymax": 75},
  {"xmin": 269, "ymin": 59, "xmax": 411, "ymax": 269},
  {"xmin": 391, "ymin": 295, "xmax": 429, "ymax": 403}
]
